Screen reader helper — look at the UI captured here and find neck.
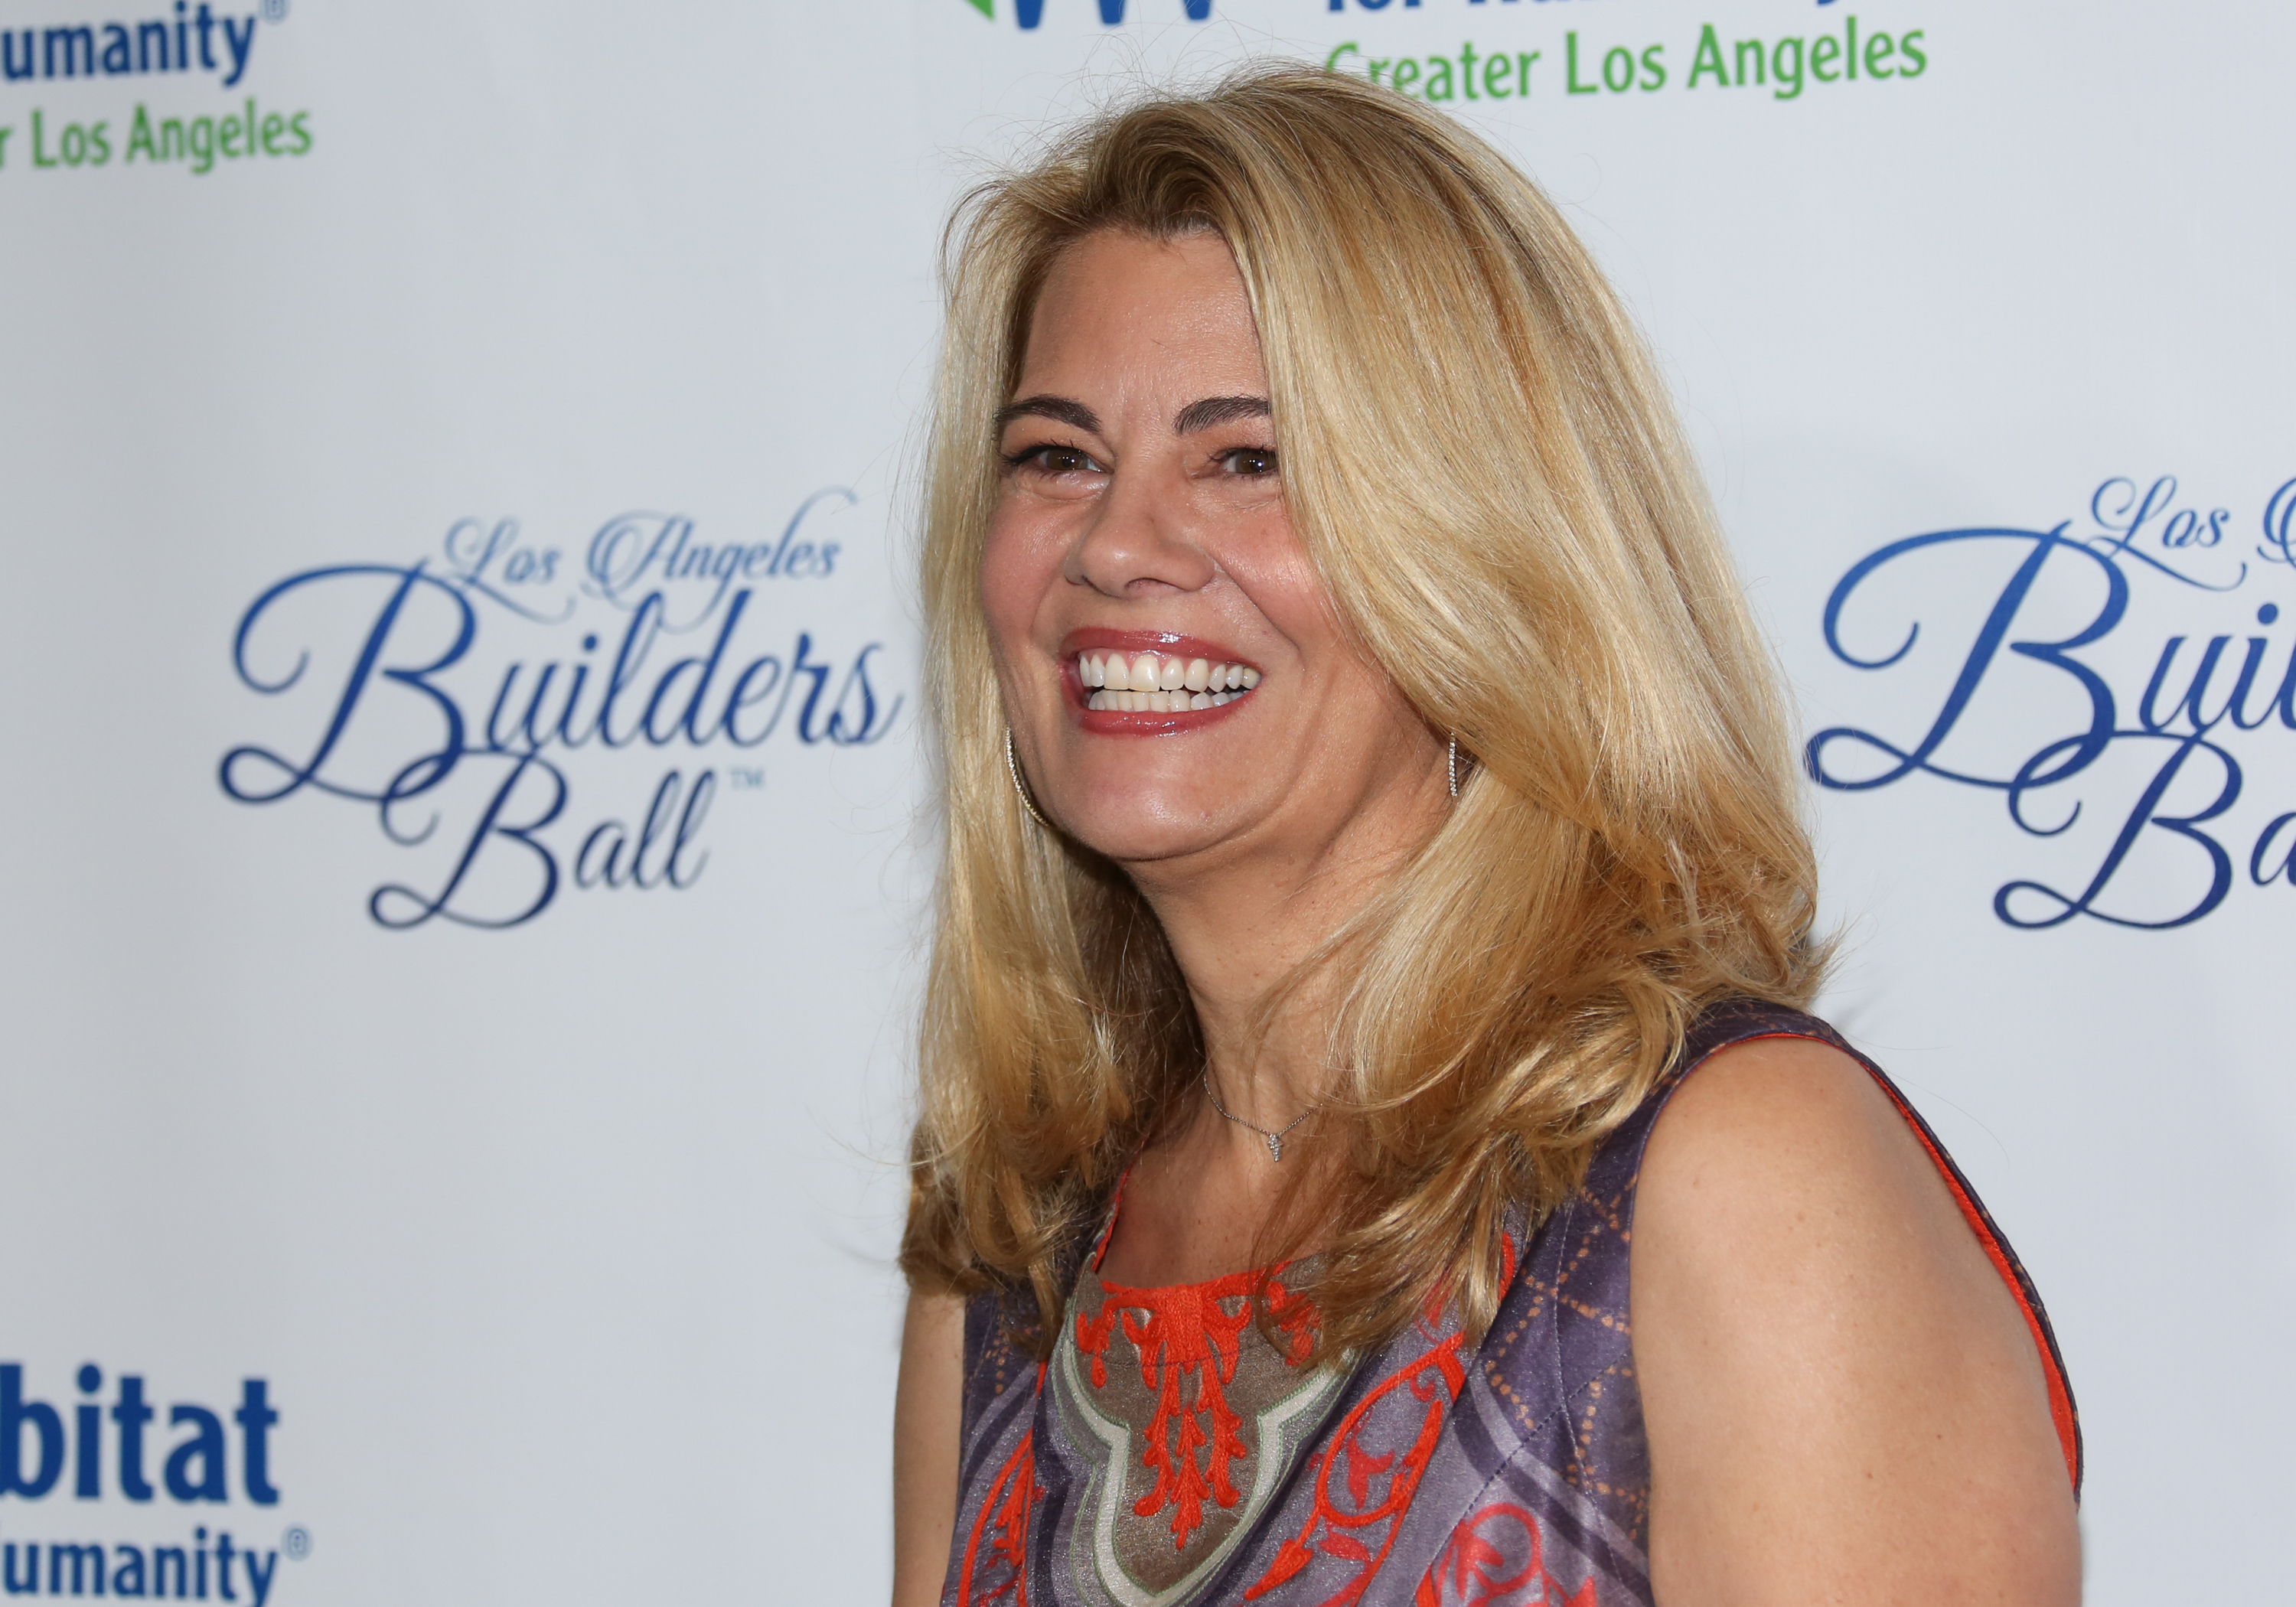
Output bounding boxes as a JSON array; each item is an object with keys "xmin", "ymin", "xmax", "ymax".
[{"xmin": 1123, "ymin": 746, "xmax": 1447, "ymax": 1130}]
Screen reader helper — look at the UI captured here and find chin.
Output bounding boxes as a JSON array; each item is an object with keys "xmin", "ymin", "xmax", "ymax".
[{"xmin": 1059, "ymin": 799, "xmax": 1238, "ymax": 868}]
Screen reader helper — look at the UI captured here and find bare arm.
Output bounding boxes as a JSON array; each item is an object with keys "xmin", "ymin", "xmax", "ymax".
[
  {"xmin": 892, "ymin": 1289, "xmax": 966, "ymax": 1607},
  {"xmin": 1632, "ymin": 1037, "xmax": 2079, "ymax": 1607}
]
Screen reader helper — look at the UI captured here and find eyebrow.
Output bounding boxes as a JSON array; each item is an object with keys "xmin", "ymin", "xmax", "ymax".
[
  {"xmin": 990, "ymin": 393, "xmax": 1274, "ymax": 439},
  {"xmin": 994, "ymin": 395, "xmax": 1101, "ymax": 435},
  {"xmin": 1172, "ymin": 395, "xmax": 1271, "ymax": 435}
]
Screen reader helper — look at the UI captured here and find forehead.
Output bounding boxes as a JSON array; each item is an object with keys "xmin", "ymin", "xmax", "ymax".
[{"xmin": 1017, "ymin": 229, "xmax": 1266, "ymax": 394}]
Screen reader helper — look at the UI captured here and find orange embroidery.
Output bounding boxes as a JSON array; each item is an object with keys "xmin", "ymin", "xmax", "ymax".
[
  {"xmin": 956, "ymin": 1368, "xmax": 1045, "ymax": 1605},
  {"xmin": 1243, "ymin": 1231, "xmax": 1515, "ymax": 1603},
  {"xmin": 1244, "ymin": 1327, "xmax": 1468, "ymax": 1604},
  {"xmin": 1075, "ymin": 1270, "xmax": 1318, "ymax": 1553},
  {"xmin": 1414, "ymin": 1502, "xmax": 1596, "ymax": 1607}
]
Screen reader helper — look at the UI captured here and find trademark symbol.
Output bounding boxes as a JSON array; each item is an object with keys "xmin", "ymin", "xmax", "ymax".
[
  {"xmin": 261, "ymin": 0, "xmax": 289, "ymax": 22},
  {"xmin": 283, "ymin": 1526, "xmax": 311, "ymax": 1561},
  {"xmin": 729, "ymin": 768, "xmax": 765, "ymax": 791}
]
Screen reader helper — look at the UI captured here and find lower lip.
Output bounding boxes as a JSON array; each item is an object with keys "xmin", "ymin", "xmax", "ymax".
[{"xmin": 1068, "ymin": 671, "xmax": 1251, "ymax": 734}]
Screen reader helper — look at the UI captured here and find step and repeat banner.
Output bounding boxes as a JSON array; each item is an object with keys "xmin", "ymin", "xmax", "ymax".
[{"xmin": 0, "ymin": 2, "xmax": 2284, "ymax": 1602}]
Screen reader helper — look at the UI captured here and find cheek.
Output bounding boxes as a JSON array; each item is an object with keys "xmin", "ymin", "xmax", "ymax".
[
  {"xmin": 980, "ymin": 508, "xmax": 1060, "ymax": 661},
  {"xmin": 1217, "ymin": 517, "xmax": 1340, "ymax": 654}
]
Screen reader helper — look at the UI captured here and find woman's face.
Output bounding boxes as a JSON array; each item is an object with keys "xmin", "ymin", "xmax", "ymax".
[{"xmin": 983, "ymin": 228, "xmax": 1440, "ymax": 875}]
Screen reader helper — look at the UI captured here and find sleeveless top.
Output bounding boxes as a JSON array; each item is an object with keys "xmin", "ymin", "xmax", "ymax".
[{"xmin": 940, "ymin": 1001, "xmax": 2082, "ymax": 1607}]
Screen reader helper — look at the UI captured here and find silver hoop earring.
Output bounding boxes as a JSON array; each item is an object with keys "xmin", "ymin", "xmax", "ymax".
[
  {"xmin": 1448, "ymin": 732, "xmax": 1461, "ymax": 799},
  {"xmin": 1006, "ymin": 727, "xmax": 1053, "ymax": 830}
]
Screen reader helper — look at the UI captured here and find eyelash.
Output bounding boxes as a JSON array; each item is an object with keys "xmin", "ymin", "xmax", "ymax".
[
  {"xmin": 1000, "ymin": 442, "xmax": 1280, "ymax": 474},
  {"xmin": 1002, "ymin": 439, "xmax": 1099, "ymax": 473},
  {"xmin": 1216, "ymin": 446, "xmax": 1278, "ymax": 475}
]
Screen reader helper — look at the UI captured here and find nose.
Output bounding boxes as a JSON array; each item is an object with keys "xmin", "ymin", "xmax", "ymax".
[{"xmin": 1061, "ymin": 463, "xmax": 1218, "ymax": 600}]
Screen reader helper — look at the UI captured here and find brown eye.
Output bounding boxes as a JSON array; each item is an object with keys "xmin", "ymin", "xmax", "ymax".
[
  {"xmin": 1217, "ymin": 447, "xmax": 1278, "ymax": 477},
  {"xmin": 1006, "ymin": 442, "xmax": 1105, "ymax": 475}
]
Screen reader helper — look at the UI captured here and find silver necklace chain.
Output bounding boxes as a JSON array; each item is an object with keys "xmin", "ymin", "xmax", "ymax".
[{"xmin": 1202, "ymin": 1069, "xmax": 1318, "ymax": 1162}]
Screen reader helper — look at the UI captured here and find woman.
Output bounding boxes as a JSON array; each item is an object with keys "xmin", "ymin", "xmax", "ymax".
[{"xmin": 893, "ymin": 67, "xmax": 2079, "ymax": 1607}]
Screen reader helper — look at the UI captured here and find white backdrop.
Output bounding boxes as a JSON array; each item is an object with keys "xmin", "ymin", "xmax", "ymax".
[{"xmin": 0, "ymin": 2, "xmax": 2285, "ymax": 1601}]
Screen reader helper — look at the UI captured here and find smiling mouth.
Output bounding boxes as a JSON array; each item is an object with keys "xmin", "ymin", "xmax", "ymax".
[{"xmin": 1077, "ymin": 649, "xmax": 1261, "ymax": 713}]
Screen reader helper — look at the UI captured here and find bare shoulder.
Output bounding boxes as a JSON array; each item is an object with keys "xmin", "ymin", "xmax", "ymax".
[
  {"xmin": 1639, "ymin": 1033, "xmax": 1937, "ymax": 1233},
  {"xmin": 1632, "ymin": 1035, "xmax": 1987, "ymax": 1408},
  {"xmin": 1631, "ymin": 1034, "xmax": 2079, "ymax": 1606}
]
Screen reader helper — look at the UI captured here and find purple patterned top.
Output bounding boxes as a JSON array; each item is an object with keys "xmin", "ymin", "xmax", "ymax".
[{"xmin": 940, "ymin": 1001, "xmax": 2079, "ymax": 1607}]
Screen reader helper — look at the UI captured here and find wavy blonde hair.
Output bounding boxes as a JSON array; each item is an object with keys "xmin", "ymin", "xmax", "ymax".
[{"xmin": 901, "ymin": 65, "xmax": 1823, "ymax": 1358}]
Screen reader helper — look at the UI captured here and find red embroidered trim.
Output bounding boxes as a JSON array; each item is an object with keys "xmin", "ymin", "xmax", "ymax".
[
  {"xmin": 955, "ymin": 1367, "xmax": 1045, "ymax": 1606},
  {"xmin": 1414, "ymin": 1503, "xmax": 1596, "ymax": 1607},
  {"xmin": 1240, "ymin": 1217, "xmax": 1516, "ymax": 1602},
  {"xmin": 1076, "ymin": 1269, "xmax": 1319, "ymax": 1553},
  {"xmin": 1243, "ymin": 1326, "xmax": 1469, "ymax": 1605}
]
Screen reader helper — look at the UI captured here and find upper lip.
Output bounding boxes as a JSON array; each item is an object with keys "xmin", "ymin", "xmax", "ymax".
[{"xmin": 1056, "ymin": 627, "xmax": 1258, "ymax": 668}]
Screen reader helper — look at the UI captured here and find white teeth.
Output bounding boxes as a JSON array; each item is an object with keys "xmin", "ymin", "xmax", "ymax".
[{"xmin": 1075, "ymin": 650, "xmax": 1260, "ymax": 711}]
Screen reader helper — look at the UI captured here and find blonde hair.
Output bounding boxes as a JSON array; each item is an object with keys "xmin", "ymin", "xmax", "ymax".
[{"xmin": 901, "ymin": 64, "xmax": 1823, "ymax": 1358}]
